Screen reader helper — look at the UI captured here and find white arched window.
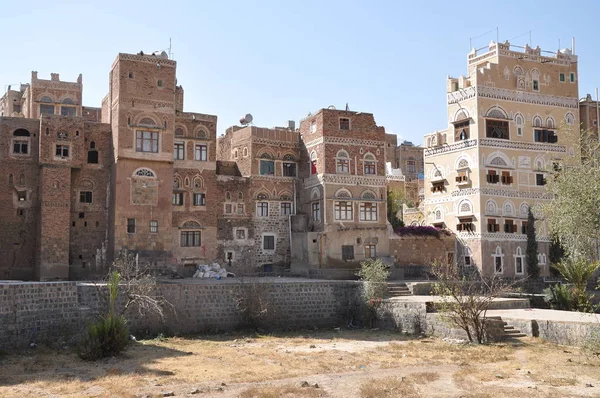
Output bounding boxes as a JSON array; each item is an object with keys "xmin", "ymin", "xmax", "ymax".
[
  {"xmin": 532, "ymin": 116, "xmax": 543, "ymax": 128},
  {"xmin": 520, "ymin": 203, "xmax": 529, "ymax": 217},
  {"xmin": 546, "ymin": 117, "xmax": 555, "ymax": 129},
  {"xmin": 363, "ymin": 153, "xmax": 376, "ymax": 175},
  {"xmin": 336, "ymin": 150, "xmax": 350, "ymax": 174},
  {"xmin": 492, "ymin": 246, "xmax": 504, "ymax": 274},
  {"xmin": 515, "ymin": 247, "xmax": 525, "ymax": 275},
  {"xmin": 133, "ymin": 168, "xmax": 156, "ymax": 178},
  {"xmin": 565, "ymin": 113, "xmax": 575, "ymax": 125},
  {"xmin": 486, "ymin": 200, "xmax": 497, "ymax": 215},
  {"xmin": 514, "ymin": 113, "xmax": 524, "ymax": 136},
  {"xmin": 503, "ymin": 201, "xmax": 514, "ymax": 217},
  {"xmin": 335, "ymin": 188, "xmax": 352, "ymax": 198},
  {"xmin": 311, "ymin": 187, "xmax": 320, "ymax": 200}
]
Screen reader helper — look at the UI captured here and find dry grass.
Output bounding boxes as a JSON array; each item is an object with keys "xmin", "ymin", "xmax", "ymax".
[
  {"xmin": 359, "ymin": 376, "xmax": 422, "ymax": 398},
  {"xmin": 239, "ymin": 384, "xmax": 326, "ymax": 398},
  {"xmin": 0, "ymin": 331, "xmax": 598, "ymax": 398}
]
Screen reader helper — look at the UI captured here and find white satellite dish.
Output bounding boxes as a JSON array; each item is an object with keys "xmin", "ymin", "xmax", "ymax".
[{"xmin": 240, "ymin": 113, "xmax": 253, "ymax": 125}]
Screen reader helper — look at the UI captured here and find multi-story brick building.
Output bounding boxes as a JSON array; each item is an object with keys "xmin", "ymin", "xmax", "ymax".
[
  {"xmin": 0, "ymin": 51, "xmax": 221, "ymax": 280},
  {"xmin": 216, "ymin": 125, "xmax": 300, "ymax": 274},
  {"xmin": 422, "ymin": 41, "xmax": 579, "ymax": 276},
  {"xmin": 291, "ymin": 108, "xmax": 391, "ymax": 272},
  {"xmin": 579, "ymin": 93, "xmax": 600, "ymax": 134}
]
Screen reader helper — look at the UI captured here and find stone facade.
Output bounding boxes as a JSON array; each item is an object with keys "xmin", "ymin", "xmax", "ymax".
[{"xmin": 422, "ymin": 41, "xmax": 579, "ymax": 276}]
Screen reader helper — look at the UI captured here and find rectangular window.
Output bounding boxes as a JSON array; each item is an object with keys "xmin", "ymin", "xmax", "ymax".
[
  {"xmin": 172, "ymin": 192, "xmax": 184, "ymax": 206},
  {"xmin": 454, "ymin": 120, "xmax": 470, "ymax": 141},
  {"xmin": 517, "ymin": 127, "xmax": 522, "ymax": 136},
  {"xmin": 13, "ymin": 140, "xmax": 28, "ymax": 154},
  {"xmin": 536, "ymin": 173, "xmax": 546, "ymax": 186},
  {"xmin": 257, "ymin": 202, "xmax": 269, "ymax": 217},
  {"xmin": 521, "ymin": 221, "xmax": 528, "ymax": 234},
  {"xmin": 195, "ymin": 144, "xmax": 207, "ymax": 161},
  {"xmin": 334, "ymin": 201, "xmax": 353, "ymax": 220},
  {"xmin": 181, "ymin": 231, "xmax": 201, "ymax": 247},
  {"xmin": 263, "ymin": 235, "xmax": 275, "ymax": 250},
  {"xmin": 61, "ymin": 106, "xmax": 76, "ymax": 117},
  {"xmin": 456, "ymin": 171, "xmax": 468, "ymax": 184},
  {"xmin": 336, "ymin": 159, "xmax": 349, "ymax": 173},
  {"xmin": 486, "ymin": 170, "xmax": 499, "ymax": 184},
  {"xmin": 464, "ymin": 256, "xmax": 471, "ymax": 266},
  {"xmin": 136, "ymin": 130, "xmax": 159, "ymax": 153},
  {"xmin": 533, "ymin": 79, "xmax": 539, "ymax": 91},
  {"xmin": 365, "ymin": 244, "xmax": 376, "ymax": 258},
  {"xmin": 342, "ymin": 245, "xmax": 354, "ymax": 260},
  {"xmin": 406, "ymin": 160, "xmax": 416, "ymax": 173},
  {"xmin": 359, "ymin": 202, "xmax": 378, "ymax": 221},
  {"xmin": 456, "ymin": 219, "xmax": 474, "ymax": 232},
  {"xmin": 79, "ymin": 191, "xmax": 93, "ymax": 203},
  {"xmin": 55, "ymin": 145, "xmax": 69, "ymax": 158},
  {"xmin": 570, "ymin": 72, "xmax": 575, "ymax": 83},
  {"xmin": 237, "ymin": 203, "xmax": 245, "ymax": 214},
  {"xmin": 174, "ymin": 142, "xmax": 185, "ymax": 160},
  {"xmin": 559, "ymin": 73, "xmax": 565, "ymax": 82},
  {"xmin": 504, "ymin": 219, "xmax": 516, "ymax": 233},
  {"xmin": 311, "ymin": 160, "xmax": 317, "ymax": 175},
  {"xmin": 40, "ymin": 104, "xmax": 54, "ymax": 115},
  {"xmin": 431, "ymin": 181, "xmax": 445, "ymax": 193},
  {"xmin": 13, "ymin": 104, "xmax": 21, "ymax": 113},
  {"xmin": 534, "ymin": 129, "xmax": 558, "ymax": 143},
  {"xmin": 339, "ymin": 118, "xmax": 350, "ymax": 130},
  {"xmin": 127, "ymin": 218, "xmax": 135, "ymax": 234},
  {"xmin": 516, "ymin": 257, "xmax": 523, "ymax": 274},
  {"xmin": 364, "ymin": 161, "xmax": 376, "ymax": 175},
  {"xmin": 501, "ymin": 171, "xmax": 513, "ymax": 185},
  {"xmin": 486, "ymin": 119, "xmax": 509, "ymax": 140},
  {"xmin": 310, "ymin": 121, "xmax": 317, "ymax": 133},
  {"xmin": 280, "ymin": 202, "xmax": 292, "ymax": 215},
  {"xmin": 235, "ymin": 229, "xmax": 246, "ymax": 240},
  {"xmin": 149, "ymin": 220, "xmax": 158, "ymax": 233},
  {"xmin": 193, "ymin": 193, "xmax": 205, "ymax": 206},
  {"xmin": 312, "ymin": 202, "xmax": 321, "ymax": 222},
  {"xmin": 157, "ymin": 80, "xmax": 164, "ymax": 87},
  {"xmin": 282, "ymin": 162, "xmax": 296, "ymax": 177},
  {"xmin": 224, "ymin": 203, "xmax": 233, "ymax": 214},
  {"xmin": 487, "ymin": 218, "xmax": 499, "ymax": 233},
  {"xmin": 260, "ymin": 160, "xmax": 275, "ymax": 175}
]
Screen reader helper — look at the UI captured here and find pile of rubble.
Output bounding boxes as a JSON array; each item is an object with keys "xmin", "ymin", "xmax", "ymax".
[{"xmin": 192, "ymin": 262, "xmax": 230, "ymax": 279}]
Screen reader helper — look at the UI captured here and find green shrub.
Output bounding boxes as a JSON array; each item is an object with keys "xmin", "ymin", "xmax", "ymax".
[
  {"xmin": 357, "ymin": 258, "xmax": 389, "ymax": 327},
  {"xmin": 78, "ymin": 270, "xmax": 130, "ymax": 360},
  {"xmin": 543, "ymin": 284, "xmax": 574, "ymax": 311},
  {"xmin": 78, "ymin": 314, "xmax": 130, "ymax": 360}
]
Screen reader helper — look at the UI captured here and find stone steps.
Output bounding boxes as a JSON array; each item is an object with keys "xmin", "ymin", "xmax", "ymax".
[
  {"xmin": 486, "ymin": 316, "xmax": 527, "ymax": 339},
  {"xmin": 386, "ymin": 282, "xmax": 411, "ymax": 297}
]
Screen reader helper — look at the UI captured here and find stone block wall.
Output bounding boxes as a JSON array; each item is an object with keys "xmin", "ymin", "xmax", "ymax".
[{"xmin": 389, "ymin": 234, "xmax": 455, "ymax": 266}]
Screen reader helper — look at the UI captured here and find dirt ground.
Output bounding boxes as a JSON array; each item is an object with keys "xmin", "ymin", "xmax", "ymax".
[{"xmin": 1, "ymin": 330, "xmax": 599, "ymax": 398}]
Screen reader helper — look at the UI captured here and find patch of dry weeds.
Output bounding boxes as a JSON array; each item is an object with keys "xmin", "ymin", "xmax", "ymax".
[
  {"xmin": 359, "ymin": 376, "xmax": 422, "ymax": 398},
  {"xmin": 239, "ymin": 383, "xmax": 326, "ymax": 398}
]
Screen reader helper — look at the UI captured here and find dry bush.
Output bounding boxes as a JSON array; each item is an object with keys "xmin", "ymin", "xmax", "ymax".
[
  {"xmin": 239, "ymin": 384, "xmax": 325, "ymax": 398},
  {"xmin": 234, "ymin": 279, "xmax": 274, "ymax": 330},
  {"xmin": 407, "ymin": 371, "xmax": 440, "ymax": 384},
  {"xmin": 359, "ymin": 376, "xmax": 422, "ymax": 398}
]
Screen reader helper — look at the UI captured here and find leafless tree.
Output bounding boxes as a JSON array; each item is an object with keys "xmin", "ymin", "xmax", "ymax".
[{"xmin": 430, "ymin": 259, "xmax": 515, "ymax": 344}]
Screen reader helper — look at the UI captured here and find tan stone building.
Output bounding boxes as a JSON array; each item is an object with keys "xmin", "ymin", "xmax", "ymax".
[{"xmin": 423, "ymin": 41, "xmax": 579, "ymax": 276}]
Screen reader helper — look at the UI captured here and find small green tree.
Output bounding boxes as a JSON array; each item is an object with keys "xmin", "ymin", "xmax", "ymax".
[
  {"xmin": 387, "ymin": 188, "xmax": 406, "ymax": 229},
  {"xmin": 551, "ymin": 259, "xmax": 600, "ymax": 312},
  {"xmin": 357, "ymin": 258, "xmax": 389, "ymax": 327},
  {"xmin": 526, "ymin": 208, "xmax": 540, "ymax": 278},
  {"xmin": 549, "ymin": 235, "xmax": 565, "ymax": 277}
]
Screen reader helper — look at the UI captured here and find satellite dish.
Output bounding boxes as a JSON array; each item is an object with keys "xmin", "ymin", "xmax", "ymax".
[
  {"xmin": 240, "ymin": 113, "xmax": 253, "ymax": 125},
  {"xmin": 327, "ymin": 105, "xmax": 336, "ymax": 110},
  {"xmin": 160, "ymin": 51, "xmax": 169, "ymax": 59}
]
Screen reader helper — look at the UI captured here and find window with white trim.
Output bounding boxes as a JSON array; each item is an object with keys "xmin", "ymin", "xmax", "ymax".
[
  {"xmin": 311, "ymin": 202, "xmax": 321, "ymax": 222},
  {"xmin": 263, "ymin": 234, "xmax": 275, "ymax": 251},
  {"xmin": 257, "ymin": 202, "xmax": 269, "ymax": 217},
  {"xmin": 174, "ymin": 142, "xmax": 185, "ymax": 160},
  {"xmin": 334, "ymin": 201, "xmax": 353, "ymax": 220},
  {"xmin": 492, "ymin": 246, "xmax": 504, "ymax": 274},
  {"xmin": 280, "ymin": 202, "xmax": 292, "ymax": 215},
  {"xmin": 515, "ymin": 247, "xmax": 525, "ymax": 275},
  {"xmin": 359, "ymin": 202, "xmax": 377, "ymax": 221},
  {"xmin": 136, "ymin": 131, "xmax": 159, "ymax": 153}
]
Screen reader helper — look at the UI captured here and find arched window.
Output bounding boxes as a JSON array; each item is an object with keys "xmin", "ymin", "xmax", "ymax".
[
  {"xmin": 238, "ymin": 192, "xmax": 243, "ymax": 200},
  {"xmin": 243, "ymin": 147, "xmax": 248, "ymax": 157},
  {"xmin": 89, "ymin": 141, "xmax": 96, "ymax": 149},
  {"xmin": 532, "ymin": 116, "xmax": 543, "ymax": 128},
  {"xmin": 546, "ymin": 117, "xmax": 555, "ymax": 129},
  {"xmin": 503, "ymin": 202, "xmax": 514, "ymax": 216},
  {"xmin": 363, "ymin": 153, "xmax": 376, "ymax": 175},
  {"xmin": 492, "ymin": 246, "xmax": 504, "ymax": 274},
  {"xmin": 486, "ymin": 107, "xmax": 508, "ymax": 119},
  {"xmin": 336, "ymin": 150, "xmax": 350, "ymax": 173},
  {"xmin": 514, "ymin": 114, "xmax": 524, "ymax": 126},
  {"xmin": 310, "ymin": 151, "xmax": 318, "ymax": 175},
  {"xmin": 565, "ymin": 113, "xmax": 575, "ymax": 125},
  {"xmin": 489, "ymin": 155, "xmax": 509, "ymax": 167},
  {"xmin": 233, "ymin": 149, "xmax": 238, "ymax": 159},
  {"xmin": 486, "ymin": 200, "xmax": 497, "ymax": 215},
  {"xmin": 459, "ymin": 200, "xmax": 472, "ymax": 214},
  {"xmin": 195, "ymin": 127, "xmax": 208, "ymax": 138},
  {"xmin": 361, "ymin": 190, "xmax": 377, "ymax": 200},
  {"xmin": 257, "ymin": 192, "xmax": 269, "ymax": 200},
  {"xmin": 520, "ymin": 203, "xmax": 530, "ymax": 217},
  {"xmin": 226, "ymin": 191, "xmax": 232, "ymax": 201},
  {"xmin": 133, "ymin": 168, "xmax": 156, "ymax": 178},
  {"xmin": 513, "ymin": 66, "xmax": 523, "ymax": 76},
  {"xmin": 311, "ymin": 188, "xmax": 320, "ymax": 200},
  {"xmin": 193, "ymin": 176, "xmax": 204, "ymax": 189},
  {"xmin": 8, "ymin": 174, "xmax": 13, "ymax": 185},
  {"xmin": 62, "ymin": 98, "xmax": 75, "ymax": 104},
  {"xmin": 19, "ymin": 173, "xmax": 25, "ymax": 185},
  {"xmin": 175, "ymin": 127, "xmax": 184, "ymax": 136},
  {"xmin": 457, "ymin": 158, "xmax": 469, "ymax": 169},
  {"xmin": 39, "ymin": 96, "xmax": 53, "ymax": 103},
  {"xmin": 13, "ymin": 129, "xmax": 30, "ymax": 137},
  {"xmin": 260, "ymin": 152, "xmax": 273, "ymax": 159},
  {"xmin": 283, "ymin": 154, "xmax": 296, "ymax": 161},
  {"xmin": 138, "ymin": 117, "xmax": 156, "ymax": 126},
  {"xmin": 173, "ymin": 176, "xmax": 182, "ymax": 189},
  {"xmin": 335, "ymin": 188, "xmax": 352, "ymax": 198},
  {"xmin": 515, "ymin": 247, "xmax": 525, "ymax": 275}
]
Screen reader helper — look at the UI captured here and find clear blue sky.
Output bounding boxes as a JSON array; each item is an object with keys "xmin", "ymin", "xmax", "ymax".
[{"xmin": 2, "ymin": 0, "xmax": 599, "ymax": 145}]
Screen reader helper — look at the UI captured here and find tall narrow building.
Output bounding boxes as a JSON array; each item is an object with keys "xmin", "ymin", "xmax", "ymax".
[{"xmin": 423, "ymin": 41, "xmax": 579, "ymax": 276}]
